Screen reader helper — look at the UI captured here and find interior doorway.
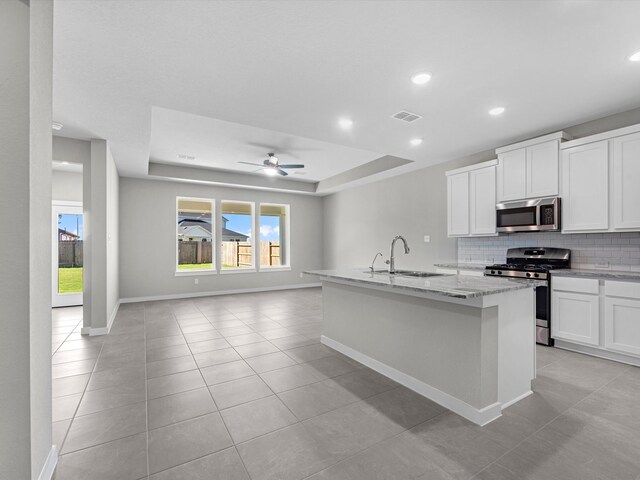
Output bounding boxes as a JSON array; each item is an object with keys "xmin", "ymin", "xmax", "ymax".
[{"xmin": 52, "ymin": 202, "xmax": 83, "ymax": 307}]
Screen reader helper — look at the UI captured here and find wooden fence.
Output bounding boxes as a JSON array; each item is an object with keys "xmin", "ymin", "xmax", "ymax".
[
  {"xmin": 178, "ymin": 241, "xmax": 213, "ymax": 265},
  {"xmin": 59, "ymin": 240, "xmax": 83, "ymax": 268},
  {"xmin": 179, "ymin": 241, "xmax": 281, "ymax": 267}
]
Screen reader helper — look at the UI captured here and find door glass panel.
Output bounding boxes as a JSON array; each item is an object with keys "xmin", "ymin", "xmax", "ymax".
[{"xmin": 57, "ymin": 213, "xmax": 83, "ymax": 294}]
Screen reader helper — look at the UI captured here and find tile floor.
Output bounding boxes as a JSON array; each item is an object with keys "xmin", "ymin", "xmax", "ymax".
[{"xmin": 51, "ymin": 288, "xmax": 640, "ymax": 480}]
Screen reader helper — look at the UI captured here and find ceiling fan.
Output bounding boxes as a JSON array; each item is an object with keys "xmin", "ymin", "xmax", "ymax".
[{"xmin": 238, "ymin": 153, "xmax": 304, "ymax": 177}]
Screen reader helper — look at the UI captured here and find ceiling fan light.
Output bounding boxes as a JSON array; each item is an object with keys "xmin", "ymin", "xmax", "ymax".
[{"xmin": 264, "ymin": 168, "xmax": 279, "ymax": 176}]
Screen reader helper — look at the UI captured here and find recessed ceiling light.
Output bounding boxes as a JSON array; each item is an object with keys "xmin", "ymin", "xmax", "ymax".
[
  {"xmin": 629, "ymin": 50, "xmax": 640, "ymax": 62},
  {"xmin": 338, "ymin": 118, "xmax": 353, "ymax": 129},
  {"xmin": 52, "ymin": 122, "xmax": 63, "ymax": 131},
  {"xmin": 489, "ymin": 106, "xmax": 506, "ymax": 116},
  {"xmin": 410, "ymin": 138, "xmax": 423, "ymax": 146},
  {"xmin": 411, "ymin": 72, "xmax": 432, "ymax": 85},
  {"xmin": 177, "ymin": 154, "xmax": 196, "ymax": 161}
]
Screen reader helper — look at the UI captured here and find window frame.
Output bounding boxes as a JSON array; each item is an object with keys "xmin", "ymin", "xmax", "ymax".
[
  {"xmin": 219, "ymin": 199, "xmax": 257, "ymax": 274},
  {"xmin": 258, "ymin": 203, "xmax": 291, "ymax": 271},
  {"xmin": 175, "ymin": 196, "xmax": 216, "ymax": 276}
]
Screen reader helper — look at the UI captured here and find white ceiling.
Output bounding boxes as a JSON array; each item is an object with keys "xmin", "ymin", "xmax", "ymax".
[
  {"xmin": 53, "ymin": 0, "xmax": 640, "ymax": 191},
  {"xmin": 149, "ymin": 107, "xmax": 383, "ymax": 182}
]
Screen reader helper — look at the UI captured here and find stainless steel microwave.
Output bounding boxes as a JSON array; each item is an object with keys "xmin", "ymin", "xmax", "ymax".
[{"xmin": 496, "ymin": 197, "xmax": 560, "ymax": 233}]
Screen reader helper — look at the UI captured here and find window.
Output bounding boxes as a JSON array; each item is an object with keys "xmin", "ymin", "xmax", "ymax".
[
  {"xmin": 259, "ymin": 204, "xmax": 289, "ymax": 268},
  {"xmin": 176, "ymin": 197, "xmax": 214, "ymax": 272},
  {"xmin": 221, "ymin": 201, "xmax": 254, "ymax": 270}
]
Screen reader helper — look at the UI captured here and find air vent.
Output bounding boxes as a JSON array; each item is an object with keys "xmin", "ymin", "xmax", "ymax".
[
  {"xmin": 177, "ymin": 154, "xmax": 196, "ymax": 161},
  {"xmin": 391, "ymin": 110, "xmax": 422, "ymax": 123}
]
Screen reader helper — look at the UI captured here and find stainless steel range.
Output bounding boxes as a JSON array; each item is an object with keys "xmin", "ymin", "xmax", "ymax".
[{"xmin": 485, "ymin": 247, "xmax": 571, "ymax": 346}]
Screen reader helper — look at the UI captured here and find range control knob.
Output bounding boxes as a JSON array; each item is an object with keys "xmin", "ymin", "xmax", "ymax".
[
  {"xmin": 534, "ymin": 273, "xmax": 540, "ymax": 278},
  {"xmin": 491, "ymin": 270, "xmax": 495, "ymax": 274},
  {"xmin": 497, "ymin": 271, "xmax": 502, "ymax": 275},
  {"xmin": 526, "ymin": 272, "xmax": 531, "ymax": 278}
]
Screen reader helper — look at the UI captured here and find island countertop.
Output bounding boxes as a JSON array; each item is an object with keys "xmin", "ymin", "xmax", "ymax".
[{"xmin": 304, "ymin": 269, "xmax": 543, "ymax": 299}]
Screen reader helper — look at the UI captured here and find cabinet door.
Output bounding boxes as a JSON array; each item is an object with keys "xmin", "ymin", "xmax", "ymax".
[
  {"xmin": 612, "ymin": 131, "xmax": 640, "ymax": 230},
  {"xmin": 447, "ymin": 172, "xmax": 469, "ymax": 236},
  {"xmin": 497, "ymin": 149, "xmax": 526, "ymax": 201},
  {"xmin": 469, "ymin": 166, "xmax": 497, "ymax": 236},
  {"xmin": 561, "ymin": 141, "xmax": 609, "ymax": 232},
  {"xmin": 605, "ymin": 297, "xmax": 640, "ymax": 356},
  {"xmin": 552, "ymin": 291, "xmax": 599, "ymax": 345},
  {"xmin": 526, "ymin": 140, "xmax": 559, "ymax": 198}
]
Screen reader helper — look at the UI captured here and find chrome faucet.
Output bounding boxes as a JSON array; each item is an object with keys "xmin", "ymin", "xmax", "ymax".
[
  {"xmin": 369, "ymin": 252, "xmax": 383, "ymax": 273},
  {"xmin": 386, "ymin": 235, "xmax": 410, "ymax": 274}
]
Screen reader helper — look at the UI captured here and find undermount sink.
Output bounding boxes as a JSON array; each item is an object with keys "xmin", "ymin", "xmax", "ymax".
[{"xmin": 365, "ymin": 269, "xmax": 446, "ymax": 278}]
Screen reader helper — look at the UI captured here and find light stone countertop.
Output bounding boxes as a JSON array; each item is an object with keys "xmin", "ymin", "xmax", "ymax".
[
  {"xmin": 304, "ymin": 269, "xmax": 543, "ymax": 299},
  {"xmin": 550, "ymin": 269, "xmax": 640, "ymax": 281},
  {"xmin": 433, "ymin": 263, "xmax": 488, "ymax": 271}
]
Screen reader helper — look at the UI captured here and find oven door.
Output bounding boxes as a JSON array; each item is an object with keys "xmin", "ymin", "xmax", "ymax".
[{"xmin": 496, "ymin": 204, "xmax": 538, "ymax": 232}]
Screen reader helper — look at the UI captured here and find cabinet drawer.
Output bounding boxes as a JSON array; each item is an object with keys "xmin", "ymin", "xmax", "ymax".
[
  {"xmin": 552, "ymin": 276, "xmax": 599, "ymax": 294},
  {"xmin": 605, "ymin": 280, "xmax": 640, "ymax": 300}
]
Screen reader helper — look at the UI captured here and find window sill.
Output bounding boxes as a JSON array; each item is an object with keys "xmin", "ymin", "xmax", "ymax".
[
  {"xmin": 259, "ymin": 266, "xmax": 292, "ymax": 273},
  {"xmin": 220, "ymin": 268, "xmax": 257, "ymax": 275},
  {"xmin": 175, "ymin": 270, "xmax": 217, "ymax": 277}
]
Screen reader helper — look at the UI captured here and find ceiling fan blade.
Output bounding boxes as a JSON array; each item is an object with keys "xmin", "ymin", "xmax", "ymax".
[
  {"xmin": 238, "ymin": 161, "xmax": 265, "ymax": 167},
  {"xmin": 276, "ymin": 168, "xmax": 288, "ymax": 176},
  {"xmin": 278, "ymin": 164, "xmax": 305, "ymax": 169}
]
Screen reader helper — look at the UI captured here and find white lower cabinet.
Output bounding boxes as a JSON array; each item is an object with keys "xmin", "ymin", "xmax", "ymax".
[
  {"xmin": 552, "ymin": 277, "xmax": 640, "ymax": 363},
  {"xmin": 604, "ymin": 297, "xmax": 640, "ymax": 356},
  {"xmin": 552, "ymin": 291, "xmax": 599, "ymax": 346}
]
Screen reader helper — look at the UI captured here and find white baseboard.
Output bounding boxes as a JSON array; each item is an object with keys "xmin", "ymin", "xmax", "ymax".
[
  {"xmin": 120, "ymin": 282, "xmax": 322, "ymax": 304},
  {"xmin": 554, "ymin": 340, "xmax": 640, "ymax": 367},
  {"xmin": 38, "ymin": 445, "xmax": 58, "ymax": 480},
  {"xmin": 106, "ymin": 300, "xmax": 120, "ymax": 332},
  {"xmin": 80, "ymin": 301, "xmax": 120, "ymax": 336},
  {"xmin": 321, "ymin": 335, "xmax": 502, "ymax": 426},
  {"xmin": 501, "ymin": 389, "xmax": 533, "ymax": 409}
]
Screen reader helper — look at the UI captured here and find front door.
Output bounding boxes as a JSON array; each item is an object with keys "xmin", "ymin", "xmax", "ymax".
[{"xmin": 52, "ymin": 203, "xmax": 83, "ymax": 307}]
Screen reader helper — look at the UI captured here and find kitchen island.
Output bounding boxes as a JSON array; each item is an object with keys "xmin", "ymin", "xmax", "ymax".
[{"xmin": 304, "ymin": 269, "xmax": 542, "ymax": 425}]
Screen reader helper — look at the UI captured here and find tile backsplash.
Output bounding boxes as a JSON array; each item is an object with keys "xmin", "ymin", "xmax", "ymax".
[{"xmin": 458, "ymin": 232, "xmax": 640, "ymax": 271}]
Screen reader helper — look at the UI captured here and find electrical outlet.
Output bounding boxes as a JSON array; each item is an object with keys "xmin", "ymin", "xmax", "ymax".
[
  {"xmin": 423, "ymin": 235, "xmax": 430, "ymax": 243},
  {"xmin": 194, "ymin": 278, "xmax": 199, "ymax": 285}
]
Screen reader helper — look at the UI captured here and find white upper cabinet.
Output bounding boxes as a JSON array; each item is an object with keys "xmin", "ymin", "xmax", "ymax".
[
  {"xmin": 496, "ymin": 132, "xmax": 570, "ymax": 202},
  {"xmin": 612, "ymin": 131, "xmax": 640, "ymax": 230},
  {"xmin": 560, "ymin": 123, "xmax": 640, "ymax": 233},
  {"xmin": 496, "ymin": 149, "xmax": 526, "ymax": 201},
  {"xmin": 561, "ymin": 140, "xmax": 609, "ymax": 232},
  {"xmin": 446, "ymin": 160, "xmax": 497, "ymax": 238},
  {"xmin": 447, "ymin": 171, "xmax": 470, "ymax": 237},
  {"xmin": 470, "ymin": 165, "xmax": 497, "ymax": 235},
  {"xmin": 526, "ymin": 140, "xmax": 560, "ymax": 198}
]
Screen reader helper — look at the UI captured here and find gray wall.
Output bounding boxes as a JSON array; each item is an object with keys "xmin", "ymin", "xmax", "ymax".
[
  {"xmin": 119, "ymin": 177, "xmax": 324, "ymax": 300},
  {"xmin": 52, "ymin": 170, "xmax": 83, "ymax": 202},
  {"xmin": 322, "ymin": 150, "xmax": 494, "ymax": 271},
  {"xmin": 0, "ymin": 0, "xmax": 54, "ymax": 478}
]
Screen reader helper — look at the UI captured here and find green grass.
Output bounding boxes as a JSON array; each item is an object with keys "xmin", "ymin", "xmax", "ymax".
[
  {"xmin": 58, "ymin": 267, "xmax": 83, "ymax": 293},
  {"xmin": 178, "ymin": 263, "xmax": 213, "ymax": 270}
]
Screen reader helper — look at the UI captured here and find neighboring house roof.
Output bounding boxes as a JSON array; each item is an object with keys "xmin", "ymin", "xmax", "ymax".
[
  {"xmin": 222, "ymin": 228, "xmax": 249, "ymax": 241},
  {"xmin": 58, "ymin": 228, "xmax": 79, "ymax": 239},
  {"xmin": 178, "ymin": 218, "xmax": 248, "ymax": 241}
]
